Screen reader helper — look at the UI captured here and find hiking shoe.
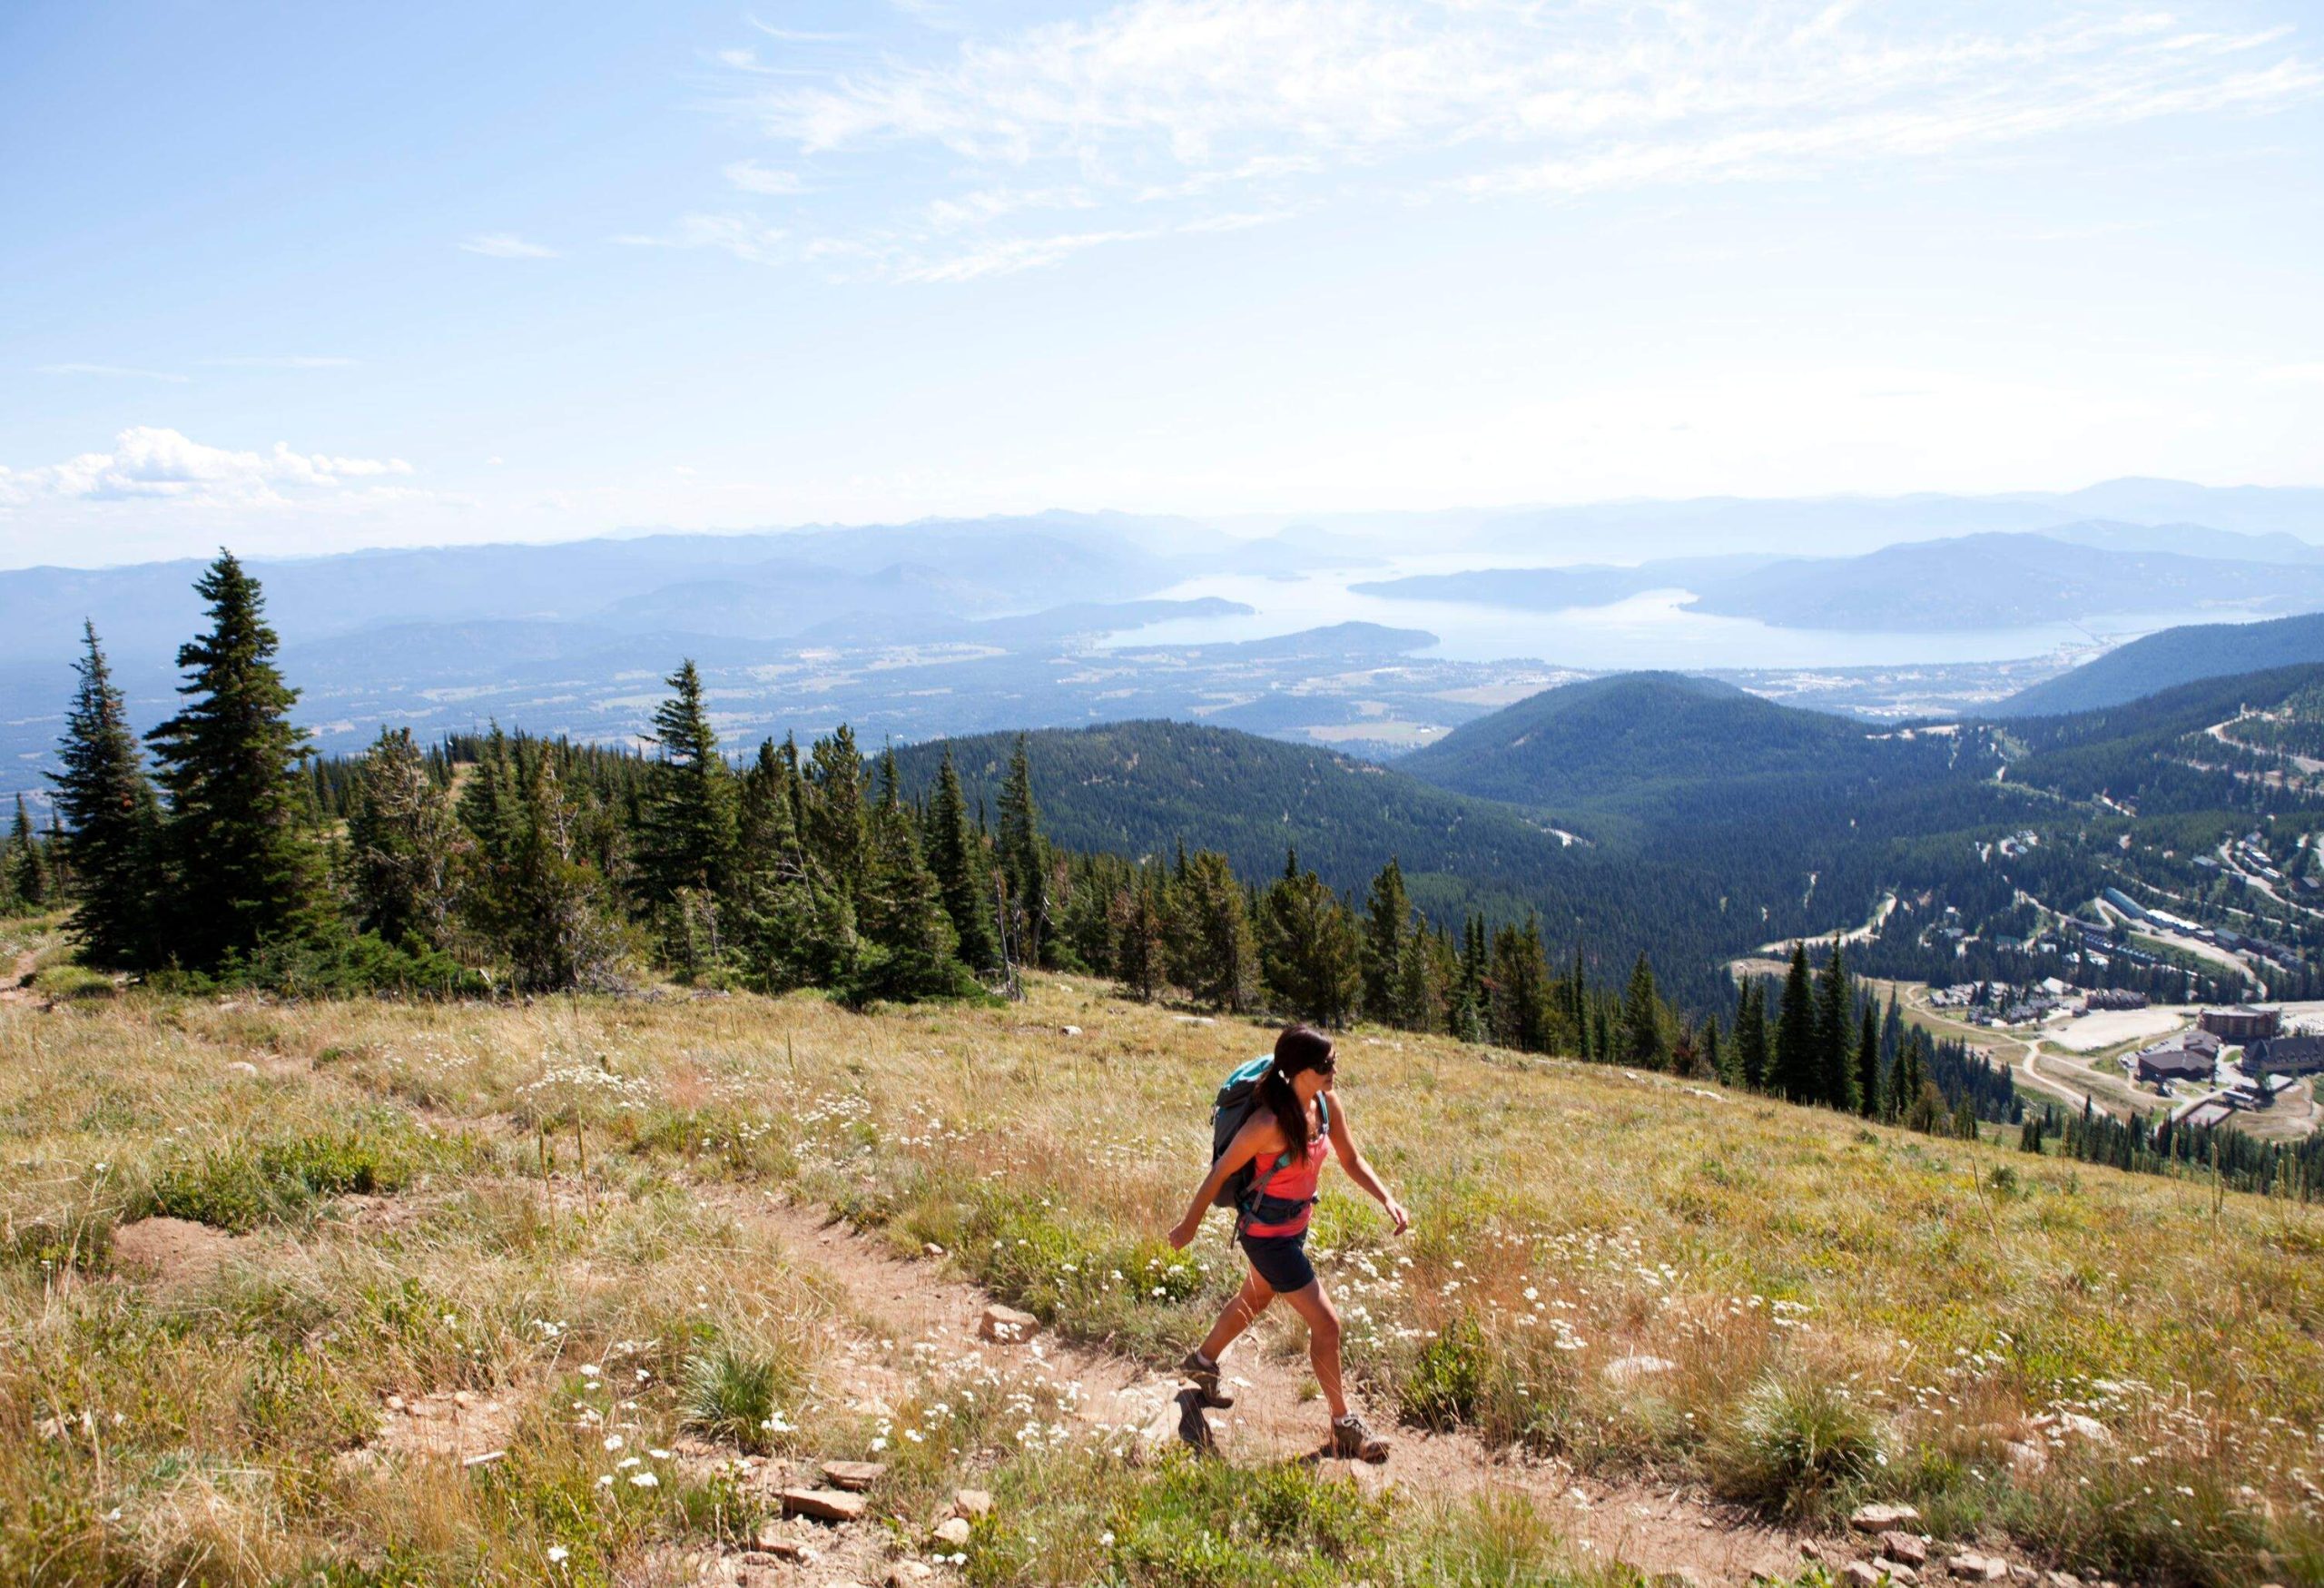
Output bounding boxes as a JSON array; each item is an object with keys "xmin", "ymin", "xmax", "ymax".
[
  {"xmin": 1331, "ymin": 1413, "xmax": 1390, "ymax": 1463},
  {"xmin": 1179, "ymin": 1350, "xmax": 1235, "ymax": 1408},
  {"xmin": 1176, "ymin": 1387, "xmax": 1218, "ymax": 1455}
]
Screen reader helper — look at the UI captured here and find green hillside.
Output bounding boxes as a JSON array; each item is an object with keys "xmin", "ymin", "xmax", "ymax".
[{"xmin": 1991, "ymin": 611, "xmax": 2324, "ymax": 717}]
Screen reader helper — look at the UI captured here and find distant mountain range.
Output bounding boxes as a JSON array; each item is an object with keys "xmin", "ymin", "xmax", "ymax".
[{"xmin": 1355, "ymin": 523, "xmax": 2324, "ymax": 632}]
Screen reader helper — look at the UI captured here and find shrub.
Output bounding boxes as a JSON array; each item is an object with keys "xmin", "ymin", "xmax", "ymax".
[
  {"xmin": 1399, "ymin": 1315, "xmax": 1485, "ymax": 1431},
  {"xmin": 1708, "ymin": 1370, "xmax": 1886, "ymax": 1516},
  {"xmin": 680, "ymin": 1345, "xmax": 788, "ymax": 1454}
]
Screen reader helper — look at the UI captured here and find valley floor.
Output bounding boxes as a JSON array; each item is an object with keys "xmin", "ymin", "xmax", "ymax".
[{"xmin": 3, "ymin": 973, "xmax": 2319, "ymax": 1586}]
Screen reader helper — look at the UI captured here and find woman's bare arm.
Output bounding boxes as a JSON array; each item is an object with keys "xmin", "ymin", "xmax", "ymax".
[
  {"xmin": 1325, "ymin": 1093, "xmax": 1410, "ymax": 1235},
  {"xmin": 1168, "ymin": 1115, "xmax": 1275, "ymax": 1248}
]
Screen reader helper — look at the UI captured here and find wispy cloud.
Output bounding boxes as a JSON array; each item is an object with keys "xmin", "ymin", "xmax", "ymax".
[
  {"xmin": 614, "ymin": 213, "xmax": 788, "ymax": 264},
  {"xmin": 0, "ymin": 427, "xmax": 414, "ymax": 511},
  {"xmin": 460, "ymin": 232, "xmax": 560, "ymax": 259},
  {"xmin": 724, "ymin": 159, "xmax": 806, "ymax": 194},
  {"xmin": 202, "ymin": 355, "xmax": 360, "ymax": 369},
  {"xmin": 36, "ymin": 362, "xmax": 189, "ymax": 382},
  {"xmin": 683, "ymin": 0, "xmax": 2320, "ymax": 281}
]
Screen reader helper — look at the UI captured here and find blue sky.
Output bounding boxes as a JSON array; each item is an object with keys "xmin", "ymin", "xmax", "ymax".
[{"xmin": 5, "ymin": 0, "xmax": 2323, "ymax": 567}]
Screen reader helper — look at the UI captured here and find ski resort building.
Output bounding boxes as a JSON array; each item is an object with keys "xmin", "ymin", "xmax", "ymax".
[{"xmin": 2200, "ymin": 1006, "xmax": 2281, "ymax": 1041}]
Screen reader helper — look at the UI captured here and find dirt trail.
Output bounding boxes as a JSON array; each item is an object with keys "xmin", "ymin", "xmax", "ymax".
[
  {"xmin": 734, "ymin": 1189, "xmax": 1817, "ymax": 1587},
  {"xmin": 0, "ymin": 943, "xmax": 39, "ymax": 1003}
]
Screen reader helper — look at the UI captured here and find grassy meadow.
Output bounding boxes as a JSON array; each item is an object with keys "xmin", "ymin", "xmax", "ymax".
[{"xmin": 3, "ymin": 955, "xmax": 2319, "ymax": 1586}]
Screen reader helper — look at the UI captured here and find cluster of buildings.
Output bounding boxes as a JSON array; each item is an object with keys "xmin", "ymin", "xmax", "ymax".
[{"xmin": 2123, "ymin": 1005, "xmax": 2323, "ymax": 1128}]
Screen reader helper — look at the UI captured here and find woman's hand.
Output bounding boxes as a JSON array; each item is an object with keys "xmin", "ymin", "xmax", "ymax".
[
  {"xmin": 1168, "ymin": 1212, "xmax": 1204, "ymax": 1250},
  {"xmin": 1382, "ymin": 1196, "xmax": 1411, "ymax": 1236}
]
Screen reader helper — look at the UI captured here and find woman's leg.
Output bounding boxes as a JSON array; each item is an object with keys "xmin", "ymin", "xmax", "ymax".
[
  {"xmin": 1275, "ymin": 1280, "xmax": 1347, "ymax": 1422},
  {"xmin": 1196, "ymin": 1265, "xmax": 1275, "ymax": 1362}
]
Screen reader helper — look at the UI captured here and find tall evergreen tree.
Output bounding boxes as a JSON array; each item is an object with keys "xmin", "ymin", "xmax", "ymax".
[
  {"xmin": 1257, "ymin": 849, "xmax": 1363, "ymax": 1027},
  {"xmin": 1813, "ymin": 942, "xmax": 1858, "ymax": 1110},
  {"xmin": 347, "ymin": 726, "xmax": 467, "ymax": 950},
  {"xmin": 635, "ymin": 660, "xmax": 739, "ymax": 907},
  {"xmin": 1393, "ymin": 927, "xmax": 1440, "ymax": 1033},
  {"xmin": 144, "ymin": 551, "xmax": 326, "ymax": 968},
  {"xmin": 1700, "ymin": 1012, "xmax": 1724, "ymax": 1084},
  {"xmin": 1772, "ymin": 944, "xmax": 1817, "ymax": 1101},
  {"xmin": 997, "ymin": 735, "xmax": 1049, "ymax": 968},
  {"xmin": 732, "ymin": 736, "xmax": 850, "ymax": 991},
  {"xmin": 1620, "ymin": 951, "xmax": 1667, "ymax": 1068},
  {"xmin": 1856, "ymin": 998, "xmax": 1883, "ymax": 1119},
  {"xmin": 48, "ymin": 622, "xmax": 158, "ymax": 962},
  {"xmin": 925, "ymin": 747, "xmax": 1000, "ymax": 972},
  {"xmin": 803, "ymin": 726, "xmax": 870, "ymax": 901},
  {"xmin": 1733, "ymin": 980, "xmax": 1768, "ymax": 1090},
  {"xmin": 1362, "ymin": 857, "xmax": 1411, "ymax": 1021},
  {"xmin": 1175, "ymin": 849, "xmax": 1258, "ymax": 1012},
  {"xmin": 7, "ymin": 795, "xmax": 48, "ymax": 909},
  {"xmin": 850, "ymin": 750, "xmax": 966, "ymax": 1001},
  {"xmin": 1488, "ymin": 916, "xmax": 1555, "ymax": 1052},
  {"xmin": 1111, "ymin": 871, "xmax": 1169, "ymax": 1001}
]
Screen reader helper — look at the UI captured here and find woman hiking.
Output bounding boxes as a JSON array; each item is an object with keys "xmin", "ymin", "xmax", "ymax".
[{"xmin": 1167, "ymin": 1023, "xmax": 1410, "ymax": 1462}]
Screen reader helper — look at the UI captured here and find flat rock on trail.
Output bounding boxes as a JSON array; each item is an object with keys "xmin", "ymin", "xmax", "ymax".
[{"xmin": 738, "ymin": 1190, "xmax": 1815, "ymax": 1586}]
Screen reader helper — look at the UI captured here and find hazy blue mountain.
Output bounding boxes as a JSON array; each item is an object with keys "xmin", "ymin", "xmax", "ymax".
[
  {"xmin": 1349, "ymin": 555, "xmax": 1779, "ymax": 609},
  {"xmin": 2033, "ymin": 519, "xmax": 2324, "ymax": 564},
  {"xmin": 1988, "ymin": 612, "xmax": 2324, "ymax": 717},
  {"xmin": 1685, "ymin": 534, "xmax": 2324, "ymax": 630}
]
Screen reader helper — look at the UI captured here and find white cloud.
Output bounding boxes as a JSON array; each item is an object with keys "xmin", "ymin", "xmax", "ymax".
[
  {"xmin": 724, "ymin": 159, "xmax": 805, "ymax": 194},
  {"xmin": 614, "ymin": 213, "xmax": 789, "ymax": 264},
  {"xmin": 0, "ymin": 427, "xmax": 414, "ymax": 511},
  {"xmin": 698, "ymin": 0, "xmax": 2320, "ymax": 281},
  {"xmin": 36, "ymin": 362, "xmax": 189, "ymax": 382},
  {"xmin": 202, "ymin": 355, "xmax": 360, "ymax": 369},
  {"xmin": 460, "ymin": 232, "xmax": 560, "ymax": 259}
]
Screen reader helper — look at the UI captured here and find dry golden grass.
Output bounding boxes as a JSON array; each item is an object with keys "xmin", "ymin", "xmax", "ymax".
[{"xmin": 3, "ymin": 974, "xmax": 2319, "ymax": 1585}]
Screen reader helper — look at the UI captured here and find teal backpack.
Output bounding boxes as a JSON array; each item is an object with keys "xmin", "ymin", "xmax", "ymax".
[{"xmin": 1208, "ymin": 1056, "xmax": 1328, "ymax": 1224}]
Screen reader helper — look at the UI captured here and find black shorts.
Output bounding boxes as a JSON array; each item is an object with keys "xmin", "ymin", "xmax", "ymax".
[{"xmin": 1238, "ymin": 1228, "xmax": 1316, "ymax": 1294}]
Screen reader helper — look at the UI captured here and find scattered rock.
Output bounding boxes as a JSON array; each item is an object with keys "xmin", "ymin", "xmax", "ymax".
[
  {"xmin": 932, "ymin": 1516, "xmax": 971, "ymax": 1548},
  {"xmin": 2044, "ymin": 1573, "xmax": 2083, "ymax": 1588},
  {"xmin": 227, "ymin": 1060, "xmax": 260, "ymax": 1077},
  {"xmin": 2055, "ymin": 1414, "xmax": 2112, "ymax": 1445},
  {"xmin": 952, "ymin": 1489, "xmax": 992, "ymax": 1519},
  {"xmin": 923, "ymin": 1242, "xmax": 945, "ymax": 1258},
  {"xmin": 781, "ymin": 1487, "xmax": 869, "ymax": 1524},
  {"xmin": 749, "ymin": 1532, "xmax": 812, "ymax": 1561},
  {"xmin": 1844, "ymin": 1563, "xmax": 1884, "ymax": 1588},
  {"xmin": 1799, "ymin": 1541, "xmax": 1826, "ymax": 1563},
  {"xmin": 1949, "ymin": 1554, "xmax": 2007, "ymax": 1583},
  {"xmin": 1875, "ymin": 1561, "xmax": 1920, "ymax": 1585},
  {"xmin": 821, "ymin": 1459, "xmax": 886, "ymax": 1492},
  {"xmin": 1851, "ymin": 1504, "xmax": 1922, "ymax": 1534},
  {"xmin": 1060, "ymin": 1025, "xmax": 1082, "ymax": 1036},
  {"xmin": 2004, "ymin": 1439, "xmax": 2049, "ymax": 1476},
  {"xmin": 978, "ymin": 1304, "xmax": 1040, "ymax": 1343},
  {"xmin": 1650, "ymin": 1569, "xmax": 1708, "ymax": 1588},
  {"xmin": 1601, "ymin": 1354, "xmax": 1677, "ymax": 1386},
  {"xmin": 886, "ymin": 1564, "xmax": 933, "ymax": 1586},
  {"xmin": 1882, "ymin": 1533, "xmax": 1930, "ymax": 1567}
]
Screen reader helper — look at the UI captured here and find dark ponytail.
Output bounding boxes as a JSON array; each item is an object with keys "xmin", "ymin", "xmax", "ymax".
[{"xmin": 1261, "ymin": 1024, "xmax": 1335, "ymax": 1159}]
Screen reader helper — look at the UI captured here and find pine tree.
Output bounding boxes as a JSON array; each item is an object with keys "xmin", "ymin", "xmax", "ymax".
[
  {"xmin": 1257, "ymin": 850, "xmax": 1363, "ymax": 1027},
  {"xmin": 1701, "ymin": 1013, "xmax": 1724, "ymax": 1084},
  {"xmin": 635, "ymin": 660, "xmax": 739, "ymax": 908},
  {"xmin": 926, "ymin": 747, "xmax": 1000, "ymax": 971},
  {"xmin": 7, "ymin": 795, "xmax": 48, "ymax": 909},
  {"xmin": 1734, "ymin": 980, "xmax": 1768, "ymax": 1090},
  {"xmin": 803, "ymin": 726, "xmax": 870, "ymax": 901},
  {"xmin": 1176, "ymin": 849, "xmax": 1258, "ymax": 1012},
  {"xmin": 144, "ymin": 551, "xmax": 326, "ymax": 968},
  {"xmin": 732, "ymin": 736, "xmax": 850, "ymax": 991},
  {"xmin": 1771, "ymin": 946, "xmax": 1817, "ymax": 1100},
  {"xmin": 1620, "ymin": 951, "xmax": 1666, "ymax": 1068},
  {"xmin": 346, "ymin": 727, "xmax": 466, "ymax": 949},
  {"xmin": 1811, "ymin": 942, "xmax": 1856, "ymax": 1110},
  {"xmin": 1856, "ymin": 998, "xmax": 1882, "ymax": 1119},
  {"xmin": 1362, "ymin": 857, "xmax": 1411, "ymax": 1022},
  {"xmin": 47, "ymin": 622, "xmax": 158, "ymax": 962},
  {"xmin": 486, "ymin": 752, "xmax": 626, "ymax": 991},
  {"xmin": 850, "ymin": 750, "xmax": 967, "ymax": 1002},
  {"xmin": 997, "ymin": 735, "xmax": 1049, "ymax": 968},
  {"xmin": 1393, "ymin": 926, "xmax": 1439, "ymax": 1033},
  {"xmin": 1110, "ymin": 872, "xmax": 1168, "ymax": 1001},
  {"xmin": 1488, "ymin": 916, "xmax": 1556, "ymax": 1052}
]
